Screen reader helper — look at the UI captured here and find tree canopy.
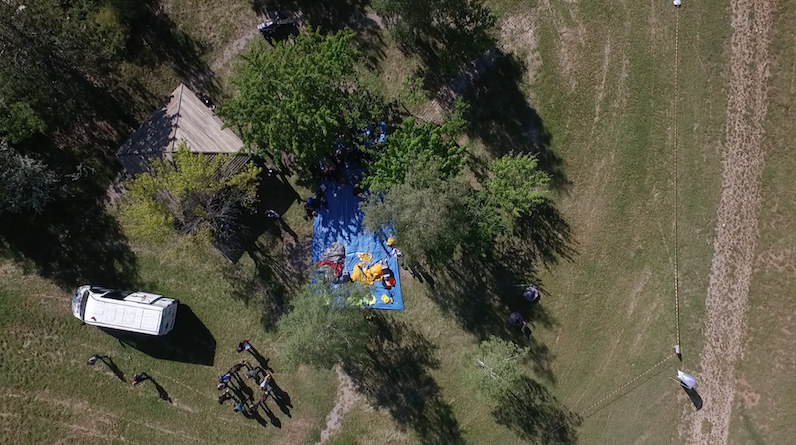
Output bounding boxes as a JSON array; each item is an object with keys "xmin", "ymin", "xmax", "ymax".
[
  {"xmin": 468, "ymin": 337, "xmax": 530, "ymax": 401},
  {"xmin": 361, "ymin": 101, "xmax": 468, "ymax": 191},
  {"xmin": 0, "ymin": 140, "xmax": 60, "ymax": 214},
  {"xmin": 222, "ymin": 27, "xmax": 384, "ymax": 180},
  {"xmin": 361, "ymin": 112, "xmax": 550, "ymax": 266},
  {"xmin": 119, "ymin": 146, "xmax": 261, "ymax": 241},
  {"xmin": 277, "ymin": 279, "xmax": 376, "ymax": 369}
]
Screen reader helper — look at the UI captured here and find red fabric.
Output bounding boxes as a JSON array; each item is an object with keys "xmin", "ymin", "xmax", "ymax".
[{"xmin": 317, "ymin": 260, "xmax": 343, "ymax": 275}]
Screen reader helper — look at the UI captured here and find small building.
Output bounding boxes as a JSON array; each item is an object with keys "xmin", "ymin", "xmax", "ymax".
[{"xmin": 117, "ymin": 83, "xmax": 249, "ymax": 176}]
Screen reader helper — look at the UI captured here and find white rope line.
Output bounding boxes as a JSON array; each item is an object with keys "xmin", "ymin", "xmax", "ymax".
[{"xmin": 673, "ymin": 6, "xmax": 682, "ymax": 356}]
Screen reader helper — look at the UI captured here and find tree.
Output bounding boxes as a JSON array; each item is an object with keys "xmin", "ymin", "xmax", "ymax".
[
  {"xmin": 222, "ymin": 27, "xmax": 384, "ymax": 179},
  {"xmin": 468, "ymin": 337, "xmax": 579, "ymax": 443},
  {"xmin": 0, "ymin": 0, "xmax": 140, "ymax": 135},
  {"xmin": 468, "ymin": 336, "xmax": 530, "ymax": 400},
  {"xmin": 361, "ymin": 101, "xmax": 468, "ymax": 191},
  {"xmin": 362, "ymin": 154, "xmax": 477, "ymax": 265},
  {"xmin": 278, "ymin": 279, "xmax": 376, "ymax": 369},
  {"xmin": 119, "ymin": 145, "xmax": 261, "ymax": 241},
  {"xmin": 479, "ymin": 152, "xmax": 549, "ymax": 238},
  {"xmin": 0, "ymin": 140, "xmax": 60, "ymax": 214}
]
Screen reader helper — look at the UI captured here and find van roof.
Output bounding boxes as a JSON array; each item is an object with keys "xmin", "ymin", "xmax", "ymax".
[{"xmin": 83, "ymin": 291, "xmax": 177, "ymax": 335}]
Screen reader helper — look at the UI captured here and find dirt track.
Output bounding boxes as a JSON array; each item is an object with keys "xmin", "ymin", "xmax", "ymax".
[{"xmin": 683, "ymin": 1, "xmax": 774, "ymax": 444}]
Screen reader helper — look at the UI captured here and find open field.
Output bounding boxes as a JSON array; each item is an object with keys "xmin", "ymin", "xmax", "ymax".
[{"xmin": 1, "ymin": 0, "xmax": 794, "ymax": 444}]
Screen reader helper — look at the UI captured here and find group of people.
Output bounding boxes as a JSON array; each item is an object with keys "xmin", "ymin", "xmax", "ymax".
[
  {"xmin": 508, "ymin": 286, "xmax": 542, "ymax": 335},
  {"xmin": 217, "ymin": 339, "xmax": 277, "ymax": 416}
]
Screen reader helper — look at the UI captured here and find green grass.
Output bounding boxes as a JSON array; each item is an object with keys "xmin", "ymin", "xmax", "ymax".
[
  {"xmin": 0, "ymin": 240, "xmax": 336, "ymax": 444},
  {"xmin": 4, "ymin": 0, "xmax": 794, "ymax": 444}
]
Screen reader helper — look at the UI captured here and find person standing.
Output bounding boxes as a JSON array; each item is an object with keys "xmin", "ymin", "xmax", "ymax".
[
  {"xmin": 236, "ymin": 339, "xmax": 252, "ymax": 353},
  {"xmin": 131, "ymin": 372, "xmax": 150, "ymax": 386},
  {"xmin": 217, "ymin": 389, "xmax": 233, "ymax": 405},
  {"xmin": 86, "ymin": 354, "xmax": 107, "ymax": 366},
  {"xmin": 233, "ymin": 401, "xmax": 247, "ymax": 414},
  {"xmin": 229, "ymin": 360, "xmax": 249, "ymax": 375}
]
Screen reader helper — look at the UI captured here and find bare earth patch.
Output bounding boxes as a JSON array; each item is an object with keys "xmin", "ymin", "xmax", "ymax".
[
  {"xmin": 682, "ymin": 1, "xmax": 775, "ymax": 445},
  {"xmin": 317, "ymin": 365, "xmax": 361, "ymax": 444}
]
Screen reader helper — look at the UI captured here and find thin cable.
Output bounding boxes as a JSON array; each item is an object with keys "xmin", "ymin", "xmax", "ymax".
[{"xmin": 673, "ymin": 6, "xmax": 682, "ymax": 356}]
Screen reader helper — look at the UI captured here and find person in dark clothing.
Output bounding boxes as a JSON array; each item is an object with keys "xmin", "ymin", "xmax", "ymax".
[
  {"xmin": 87, "ymin": 354, "xmax": 107, "ymax": 366},
  {"xmin": 217, "ymin": 389, "xmax": 233, "ymax": 405},
  {"xmin": 236, "ymin": 339, "xmax": 252, "ymax": 353},
  {"xmin": 131, "ymin": 372, "xmax": 150, "ymax": 386},
  {"xmin": 251, "ymin": 391, "xmax": 269, "ymax": 411},
  {"xmin": 245, "ymin": 367, "xmax": 262, "ymax": 384},
  {"xmin": 229, "ymin": 360, "xmax": 249, "ymax": 375},
  {"xmin": 304, "ymin": 194, "xmax": 328, "ymax": 219}
]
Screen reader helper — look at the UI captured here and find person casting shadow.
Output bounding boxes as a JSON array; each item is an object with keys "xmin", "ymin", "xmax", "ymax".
[
  {"xmin": 102, "ymin": 357, "xmax": 126, "ymax": 382},
  {"xmin": 150, "ymin": 378, "xmax": 172, "ymax": 403},
  {"xmin": 268, "ymin": 378, "xmax": 292, "ymax": 417},
  {"xmin": 88, "ymin": 355, "xmax": 126, "ymax": 382}
]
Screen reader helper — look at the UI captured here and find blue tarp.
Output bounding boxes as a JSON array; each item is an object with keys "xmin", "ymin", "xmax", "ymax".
[{"xmin": 312, "ymin": 182, "xmax": 404, "ymax": 310}]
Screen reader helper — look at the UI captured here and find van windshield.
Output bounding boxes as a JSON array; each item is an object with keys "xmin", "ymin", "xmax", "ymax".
[
  {"xmin": 72, "ymin": 290, "xmax": 88, "ymax": 319},
  {"xmin": 102, "ymin": 290, "xmax": 132, "ymax": 300}
]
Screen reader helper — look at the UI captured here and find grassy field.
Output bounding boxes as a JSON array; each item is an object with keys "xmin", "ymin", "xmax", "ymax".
[{"xmin": 1, "ymin": 0, "xmax": 792, "ymax": 444}]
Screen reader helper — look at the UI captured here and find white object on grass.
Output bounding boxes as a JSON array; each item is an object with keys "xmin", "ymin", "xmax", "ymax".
[
  {"xmin": 677, "ymin": 370, "xmax": 696, "ymax": 389},
  {"xmin": 673, "ymin": 0, "xmax": 681, "ymax": 6}
]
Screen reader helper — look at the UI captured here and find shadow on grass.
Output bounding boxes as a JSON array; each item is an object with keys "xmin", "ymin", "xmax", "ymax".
[
  {"xmin": 462, "ymin": 51, "xmax": 569, "ymax": 192},
  {"xmin": 0, "ymin": 183, "xmax": 140, "ymax": 289},
  {"xmin": 100, "ymin": 357, "xmax": 126, "ymax": 382},
  {"xmin": 150, "ymin": 377, "xmax": 172, "ymax": 402},
  {"xmin": 252, "ymin": 0, "xmax": 369, "ymax": 32},
  {"xmin": 219, "ymin": 170, "xmax": 308, "ymax": 330},
  {"xmin": 0, "ymin": 1, "xmax": 219, "ymax": 287},
  {"xmin": 223, "ymin": 230, "xmax": 309, "ymax": 331},
  {"xmin": 125, "ymin": 1, "xmax": 219, "ymax": 97},
  {"xmin": 343, "ymin": 317, "xmax": 466, "ymax": 445},
  {"xmin": 103, "ymin": 304, "xmax": 216, "ymax": 366},
  {"xmin": 411, "ymin": 199, "xmax": 575, "ymax": 383},
  {"xmin": 374, "ymin": 0, "xmax": 496, "ymax": 92},
  {"xmin": 493, "ymin": 376, "xmax": 579, "ymax": 444}
]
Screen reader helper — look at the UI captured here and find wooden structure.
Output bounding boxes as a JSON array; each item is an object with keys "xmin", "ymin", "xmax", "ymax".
[{"xmin": 117, "ymin": 84, "xmax": 248, "ymax": 175}]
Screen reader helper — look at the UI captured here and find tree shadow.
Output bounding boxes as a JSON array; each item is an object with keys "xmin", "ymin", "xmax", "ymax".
[
  {"xmin": 214, "ymin": 167, "xmax": 300, "ymax": 263},
  {"xmin": 103, "ymin": 304, "xmax": 216, "ymax": 365},
  {"xmin": 375, "ymin": 0, "xmax": 496, "ymax": 92},
  {"xmin": 252, "ymin": 0, "xmax": 369, "ymax": 32},
  {"xmin": 412, "ymin": 198, "xmax": 575, "ymax": 383},
  {"xmin": 0, "ymin": 181, "xmax": 140, "ymax": 289},
  {"xmin": 125, "ymin": 1, "xmax": 219, "ymax": 97},
  {"xmin": 0, "ymin": 1, "xmax": 219, "ymax": 287},
  {"xmin": 223, "ymin": 232, "xmax": 309, "ymax": 331},
  {"xmin": 343, "ymin": 317, "xmax": 465, "ymax": 445},
  {"xmin": 492, "ymin": 376, "xmax": 579, "ymax": 444},
  {"xmin": 462, "ymin": 51, "xmax": 569, "ymax": 193}
]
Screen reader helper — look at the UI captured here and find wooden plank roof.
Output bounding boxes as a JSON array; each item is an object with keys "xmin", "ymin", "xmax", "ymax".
[{"xmin": 117, "ymin": 84, "xmax": 245, "ymax": 162}]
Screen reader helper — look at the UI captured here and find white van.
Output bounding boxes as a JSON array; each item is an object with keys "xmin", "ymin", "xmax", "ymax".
[{"xmin": 71, "ymin": 285, "xmax": 179, "ymax": 336}]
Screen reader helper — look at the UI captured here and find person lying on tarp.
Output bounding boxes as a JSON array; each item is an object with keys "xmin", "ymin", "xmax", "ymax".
[
  {"xmin": 382, "ymin": 267, "xmax": 396, "ymax": 289},
  {"xmin": 304, "ymin": 193, "xmax": 328, "ymax": 219}
]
